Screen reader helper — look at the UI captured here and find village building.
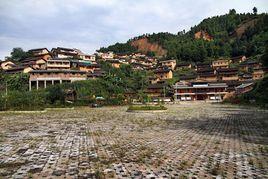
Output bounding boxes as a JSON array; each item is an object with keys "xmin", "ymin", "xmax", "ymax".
[
  {"xmin": 148, "ymin": 76, "xmax": 160, "ymax": 84},
  {"xmin": 235, "ymin": 82, "xmax": 254, "ymax": 94},
  {"xmin": 252, "ymin": 68, "xmax": 265, "ymax": 80},
  {"xmin": 74, "ymin": 49, "xmax": 96, "ymax": 62},
  {"xmin": 154, "ymin": 67, "xmax": 173, "ymax": 80},
  {"xmin": 99, "ymin": 51, "xmax": 114, "ymax": 60},
  {"xmin": 173, "ymin": 81, "xmax": 228, "ymax": 101},
  {"xmin": 29, "ymin": 70, "xmax": 87, "ymax": 90},
  {"xmin": 107, "ymin": 60, "xmax": 121, "ymax": 68},
  {"xmin": 180, "ymin": 74, "xmax": 197, "ymax": 82},
  {"xmin": 217, "ymin": 68, "xmax": 239, "ymax": 81},
  {"xmin": 239, "ymin": 72, "xmax": 253, "ymax": 81},
  {"xmin": 0, "ymin": 60, "xmax": 16, "ymax": 70},
  {"xmin": 239, "ymin": 61, "xmax": 261, "ymax": 72},
  {"xmin": 28, "ymin": 48, "xmax": 52, "ymax": 60},
  {"xmin": 145, "ymin": 82, "xmax": 171, "ymax": 99},
  {"xmin": 159, "ymin": 59, "xmax": 177, "ymax": 70},
  {"xmin": 4, "ymin": 66, "xmax": 33, "ymax": 74},
  {"xmin": 46, "ymin": 59, "xmax": 71, "ymax": 70},
  {"xmin": 51, "ymin": 47, "xmax": 78, "ymax": 59},
  {"xmin": 176, "ymin": 62, "xmax": 192, "ymax": 70},
  {"xmin": 195, "ymin": 62, "xmax": 211, "ymax": 71},
  {"xmin": 230, "ymin": 55, "xmax": 247, "ymax": 63},
  {"xmin": 78, "ymin": 63, "xmax": 100, "ymax": 72},
  {"xmin": 87, "ymin": 69, "xmax": 106, "ymax": 79},
  {"xmin": 21, "ymin": 57, "xmax": 47, "ymax": 70},
  {"xmin": 196, "ymin": 68, "xmax": 217, "ymax": 81},
  {"xmin": 131, "ymin": 62, "xmax": 147, "ymax": 71},
  {"xmin": 212, "ymin": 59, "xmax": 230, "ymax": 69}
]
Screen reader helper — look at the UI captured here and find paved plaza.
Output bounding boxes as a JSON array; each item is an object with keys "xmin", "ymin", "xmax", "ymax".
[{"xmin": 0, "ymin": 102, "xmax": 267, "ymax": 178}]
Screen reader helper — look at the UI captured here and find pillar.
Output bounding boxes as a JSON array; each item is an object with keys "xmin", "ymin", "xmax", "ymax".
[{"xmin": 29, "ymin": 80, "xmax": 31, "ymax": 91}]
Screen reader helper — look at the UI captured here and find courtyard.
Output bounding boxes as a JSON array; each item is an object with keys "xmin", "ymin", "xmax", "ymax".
[{"xmin": 0, "ymin": 102, "xmax": 267, "ymax": 178}]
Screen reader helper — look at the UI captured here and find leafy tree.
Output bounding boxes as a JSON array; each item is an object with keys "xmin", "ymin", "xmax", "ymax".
[
  {"xmin": 253, "ymin": 7, "xmax": 257, "ymax": 15},
  {"xmin": 10, "ymin": 47, "xmax": 31, "ymax": 61}
]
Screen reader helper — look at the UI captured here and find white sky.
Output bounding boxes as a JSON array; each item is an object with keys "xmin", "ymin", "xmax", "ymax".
[{"xmin": 0, "ymin": 0, "xmax": 267, "ymax": 59}]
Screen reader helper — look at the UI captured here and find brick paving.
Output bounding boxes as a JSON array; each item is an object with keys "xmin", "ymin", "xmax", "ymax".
[{"xmin": 0, "ymin": 102, "xmax": 267, "ymax": 178}]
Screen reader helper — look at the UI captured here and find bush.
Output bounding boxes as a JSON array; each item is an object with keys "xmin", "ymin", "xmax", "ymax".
[
  {"xmin": 128, "ymin": 105, "xmax": 167, "ymax": 111},
  {"xmin": 45, "ymin": 85, "xmax": 65, "ymax": 105},
  {"xmin": 3, "ymin": 90, "xmax": 46, "ymax": 111}
]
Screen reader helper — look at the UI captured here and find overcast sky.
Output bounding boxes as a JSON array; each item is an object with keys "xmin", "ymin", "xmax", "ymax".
[{"xmin": 0, "ymin": 0, "xmax": 267, "ymax": 59}]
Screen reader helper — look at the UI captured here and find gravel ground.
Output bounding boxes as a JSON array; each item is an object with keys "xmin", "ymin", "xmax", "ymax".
[{"xmin": 0, "ymin": 102, "xmax": 267, "ymax": 178}]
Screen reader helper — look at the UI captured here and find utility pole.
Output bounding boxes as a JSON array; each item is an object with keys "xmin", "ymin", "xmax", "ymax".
[{"xmin": 4, "ymin": 81, "xmax": 7, "ymax": 110}]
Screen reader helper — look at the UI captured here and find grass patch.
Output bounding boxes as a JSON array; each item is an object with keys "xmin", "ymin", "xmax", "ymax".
[{"xmin": 127, "ymin": 105, "xmax": 167, "ymax": 111}]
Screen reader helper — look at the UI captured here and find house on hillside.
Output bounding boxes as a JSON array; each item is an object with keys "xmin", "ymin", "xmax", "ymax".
[
  {"xmin": 29, "ymin": 70, "xmax": 87, "ymax": 90},
  {"xmin": 28, "ymin": 48, "xmax": 52, "ymax": 61},
  {"xmin": 196, "ymin": 68, "xmax": 217, "ymax": 81},
  {"xmin": 154, "ymin": 67, "xmax": 173, "ymax": 80},
  {"xmin": 230, "ymin": 55, "xmax": 247, "ymax": 63},
  {"xmin": 173, "ymin": 81, "xmax": 228, "ymax": 101},
  {"xmin": 107, "ymin": 60, "xmax": 121, "ymax": 68},
  {"xmin": 74, "ymin": 49, "xmax": 96, "ymax": 62},
  {"xmin": 148, "ymin": 76, "xmax": 160, "ymax": 84},
  {"xmin": 46, "ymin": 59, "xmax": 71, "ymax": 70},
  {"xmin": 195, "ymin": 62, "xmax": 211, "ymax": 71},
  {"xmin": 212, "ymin": 59, "xmax": 230, "ymax": 69},
  {"xmin": 239, "ymin": 61, "xmax": 261, "ymax": 72},
  {"xmin": 78, "ymin": 63, "xmax": 100, "ymax": 72},
  {"xmin": 252, "ymin": 68, "xmax": 266, "ymax": 80},
  {"xmin": 159, "ymin": 59, "xmax": 177, "ymax": 70},
  {"xmin": 51, "ymin": 47, "xmax": 78, "ymax": 59},
  {"xmin": 4, "ymin": 66, "xmax": 33, "ymax": 74},
  {"xmin": 99, "ymin": 51, "xmax": 114, "ymax": 60},
  {"xmin": 235, "ymin": 82, "xmax": 254, "ymax": 94},
  {"xmin": 217, "ymin": 68, "xmax": 239, "ymax": 81},
  {"xmin": 21, "ymin": 57, "xmax": 47, "ymax": 70},
  {"xmin": 145, "ymin": 82, "xmax": 171, "ymax": 99},
  {"xmin": 176, "ymin": 62, "xmax": 192, "ymax": 70},
  {"xmin": 87, "ymin": 69, "xmax": 106, "ymax": 79},
  {"xmin": 0, "ymin": 60, "xmax": 16, "ymax": 70}
]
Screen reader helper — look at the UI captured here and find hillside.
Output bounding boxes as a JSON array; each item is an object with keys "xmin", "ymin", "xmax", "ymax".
[{"xmin": 98, "ymin": 9, "xmax": 268, "ymax": 62}]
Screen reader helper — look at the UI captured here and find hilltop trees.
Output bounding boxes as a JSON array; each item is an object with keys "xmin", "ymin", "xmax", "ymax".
[
  {"xmin": 9, "ymin": 48, "xmax": 32, "ymax": 61},
  {"xmin": 253, "ymin": 7, "xmax": 258, "ymax": 15},
  {"xmin": 99, "ymin": 8, "xmax": 267, "ymax": 63}
]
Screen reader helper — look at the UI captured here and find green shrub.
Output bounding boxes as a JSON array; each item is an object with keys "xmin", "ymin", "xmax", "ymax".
[{"xmin": 128, "ymin": 105, "xmax": 167, "ymax": 111}]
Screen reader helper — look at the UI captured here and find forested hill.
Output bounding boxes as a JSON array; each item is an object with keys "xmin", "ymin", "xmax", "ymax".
[{"xmin": 98, "ymin": 9, "xmax": 268, "ymax": 62}]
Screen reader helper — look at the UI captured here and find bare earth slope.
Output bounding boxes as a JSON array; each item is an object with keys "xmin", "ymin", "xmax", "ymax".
[{"xmin": 130, "ymin": 37, "xmax": 167, "ymax": 56}]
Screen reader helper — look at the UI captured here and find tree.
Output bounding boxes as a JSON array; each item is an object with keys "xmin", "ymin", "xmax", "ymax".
[
  {"xmin": 10, "ymin": 47, "xmax": 31, "ymax": 61},
  {"xmin": 253, "ymin": 7, "xmax": 257, "ymax": 15}
]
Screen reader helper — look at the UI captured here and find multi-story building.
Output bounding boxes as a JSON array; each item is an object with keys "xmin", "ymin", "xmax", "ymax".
[
  {"xmin": 46, "ymin": 59, "xmax": 71, "ymax": 70},
  {"xmin": 51, "ymin": 47, "xmax": 78, "ymax": 59},
  {"xmin": 28, "ymin": 48, "xmax": 52, "ymax": 61},
  {"xmin": 21, "ymin": 57, "xmax": 47, "ymax": 70},
  {"xmin": 29, "ymin": 70, "xmax": 87, "ymax": 90},
  {"xmin": 252, "ymin": 68, "xmax": 265, "ymax": 80},
  {"xmin": 197, "ymin": 68, "xmax": 217, "ymax": 81},
  {"xmin": 100, "ymin": 51, "xmax": 114, "ymax": 60},
  {"xmin": 230, "ymin": 55, "xmax": 247, "ymax": 64},
  {"xmin": 0, "ymin": 60, "xmax": 16, "ymax": 70},
  {"xmin": 217, "ymin": 68, "xmax": 239, "ymax": 81},
  {"xmin": 159, "ymin": 59, "xmax": 177, "ymax": 70},
  {"xmin": 177, "ymin": 62, "xmax": 192, "ymax": 70},
  {"xmin": 239, "ymin": 61, "xmax": 261, "ymax": 72},
  {"xmin": 154, "ymin": 67, "xmax": 173, "ymax": 80},
  {"xmin": 173, "ymin": 81, "xmax": 228, "ymax": 101},
  {"xmin": 78, "ymin": 63, "xmax": 100, "ymax": 72},
  {"xmin": 212, "ymin": 59, "xmax": 230, "ymax": 69}
]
